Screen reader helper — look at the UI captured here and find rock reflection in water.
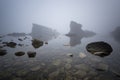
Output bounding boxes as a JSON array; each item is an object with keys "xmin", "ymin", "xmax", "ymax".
[
  {"xmin": 86, "ymin": 41, "xmax": 113, "ymax": 57},
  {"xmin": 111, "ymin": 26, "xmax": 120, "ymax": 43},
  {"xmin": 66, "ymin": 21, "xmax": 96, "ymax": 46}
]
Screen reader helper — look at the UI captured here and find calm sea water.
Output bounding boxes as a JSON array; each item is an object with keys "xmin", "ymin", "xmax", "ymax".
[{"xmin": 0, "ymin": 34, "xmax": 120, "ymax": 80}]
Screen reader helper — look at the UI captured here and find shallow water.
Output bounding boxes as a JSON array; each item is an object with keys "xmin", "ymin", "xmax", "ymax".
[{"xmin": 0, "ymin": 34, "xmax": 120, "ymax": 80}]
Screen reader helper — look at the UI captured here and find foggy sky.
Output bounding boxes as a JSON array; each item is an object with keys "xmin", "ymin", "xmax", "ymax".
[{"xmin": 0, "ymin": 0, "xmax": 120, "ymax": 34}]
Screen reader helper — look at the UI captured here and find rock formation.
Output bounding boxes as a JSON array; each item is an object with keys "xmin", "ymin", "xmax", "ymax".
[
  {"xmin": 66, "ymin": 21, "xmax": 96, "ymax": 46},
  {"xmin": 31, "ymin": 23, "xmax": 59, "ymax": 42}
]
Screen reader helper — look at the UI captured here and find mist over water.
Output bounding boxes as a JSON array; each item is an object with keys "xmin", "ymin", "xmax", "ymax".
[
  {"xmin": 1, "ymin": 0, "xmax": 120, "ymax": 80},
  {"xmin": 0, "ymin": 0, "xmax": 120, "ymax": 34}
]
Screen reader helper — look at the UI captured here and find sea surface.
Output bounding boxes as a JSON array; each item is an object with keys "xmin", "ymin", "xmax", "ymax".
[{"xmin": 0, "ymin": 33, "xmax": 120, "ymax": 80}]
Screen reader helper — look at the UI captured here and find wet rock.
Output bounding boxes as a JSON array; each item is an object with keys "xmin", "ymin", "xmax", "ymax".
[
  {"xmin": 79, "ymin": 52, "xmax": 86, "ymax": 58},
  {"xmin": 45, "ymin": 42, "xmax": 48, "ymax": 44},
  {"xmin": 27, "ymin": 51, "xmax": 36, "ymax": 58},
  {"xmin": 18, "ymin": 38, "xmax": 23, "ymax": 41},
  {"xmin": 95, "ymin": 63, "xmax": 109, "ymax": 71},
  {"xmin": 30, "ymin": 65, "xmax": 41, "ymax": 71},
  {"xmin": 18, "ymin": 44, "xmax": 24, "ymax": 47},
  {"xmin": 86, "ymin": 41, "xmax": 113, "ymax": 57},
  {"xmin": 0, "ymin": 49, "xmax": 7, "ymax": 56},
  {"xmin": 32, "ymin": 39, "xmax": 43, "ymax": 48},
  {"xmin": 67, "ymin": 53, "xmax": 73, "ymax": 57},
  {"xmin": 0, "ymin": 46, "xmax": 4, "ymax": 48},
  {"xmin": 111, "ymin": 69, "xmax": 120, "ymax": 77},
  {"xmin": 6, "ymin": 42, "xmax": 17, "ymax": 48},
  {"xmin": 15, "ymin": 51, "xmax": 25, "ymax": 56}
]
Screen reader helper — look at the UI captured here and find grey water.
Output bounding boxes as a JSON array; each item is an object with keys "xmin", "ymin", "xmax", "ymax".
[{"xmin": 0, "ymin": 24, "xmax": 120, "ymax": 80}]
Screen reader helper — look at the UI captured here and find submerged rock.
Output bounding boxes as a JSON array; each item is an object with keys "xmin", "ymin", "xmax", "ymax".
[
  {"xmin": 15, "ymin": 51, "xmax": 25, "ymax": 56},
  {"xmin": 0, "ymin": 49, "xmax": 7, "ymax": 56},
  {"xmin": 32, "ymin": 39, "xmax": 43, "ymax": 48},
  {"xmin": 79, "ymin": 52, "xmax": 86, "ymax": 58},
  {"xmin": 52, "ymin": 59, "xmax": 61, "ymax": 66},
  {"xmin": 27, "ymin": 51, "xmax": 36, "ymax": 58},
  {"xmin": 30, "ymin": 65, "xmax": 41, "ymax": 71},
  {"xmin": 75, "ymin": 70, "xmax": 87, "ymax": 78},
  {"xmin": 6, "ymin": 42, "xmax": 17, "ymax": 48},
  {"xmin": 95, "ymin": 63, "xmax": 109, "ymax": 71},
  {"xmin": 45, "ymin": 42, "xmax": 48, "ymax": 44},
  {"xmin": 18, "ymin": 44, "xmax": 24, "ymax": 47},
  {"xmin": 86, "ymin": 41, "xmax": 113, "ymax": 57}
]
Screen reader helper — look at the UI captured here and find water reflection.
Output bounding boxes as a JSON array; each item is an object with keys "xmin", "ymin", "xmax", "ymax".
[
  {"xmin": 66, "ymin": 21, "xmax": 96, "ymax": 46},
  {"xmin": 111, "ymin": 26, "xmax": 120, "ymax": 43}
]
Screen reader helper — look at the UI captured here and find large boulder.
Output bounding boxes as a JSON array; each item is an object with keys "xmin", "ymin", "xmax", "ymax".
[{"xmin": 86, "ymin": 41, "xmax": 113, "ymax": 57}]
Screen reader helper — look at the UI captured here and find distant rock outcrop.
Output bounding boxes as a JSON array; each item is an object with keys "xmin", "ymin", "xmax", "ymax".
[
  {"xmin": 7, "ymin": 33, "xmax": 27, "ymax": 37},
  {"xmin": 66, "ymin": 21, "xmax": 96, "ymax": 46},
  {"xmin": 31, "ymin": 23, "xmax": 59, "ymax": 42},
  {"xmin": 111, "ymin": 26, "xmax": 120, "ymax": 43}
]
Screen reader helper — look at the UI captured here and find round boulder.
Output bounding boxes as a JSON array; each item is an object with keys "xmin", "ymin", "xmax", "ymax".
[{"xmin": 86, "ymin": 41, "xmax": 113, "ymax": 57}]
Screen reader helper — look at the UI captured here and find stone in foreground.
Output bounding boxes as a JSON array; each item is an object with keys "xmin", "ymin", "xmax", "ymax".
[
  {"xmin": 27, "ymin": 51, "xmax": 36, "ymax": 58},
  {"xmin": 15, "ymin": 51, "xmax": 25, "ymax": 56},
  {"xmin": 86, "ymin": 41, "xmax": 113, "ymax": 57},
  {"xmin": 32, "ymin": 39, "xmax": 43, "ymax": 48}
]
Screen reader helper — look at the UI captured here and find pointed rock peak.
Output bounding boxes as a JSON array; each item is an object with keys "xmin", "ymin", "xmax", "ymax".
[{"xmin": 70, "ymin": 21, "xmax": 82, "ymax": 28}]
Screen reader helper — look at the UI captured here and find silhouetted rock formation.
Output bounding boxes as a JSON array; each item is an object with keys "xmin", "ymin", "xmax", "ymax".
[
  {"xmin": 31, "ymin": 23, "xmax": 59, "ymax": 42},
  {"xmin": 111, "ymin": 26, "xmax": 120, "ymax": 43},
  {"xmin": 86, "ymin": 41, "xmax": 113, "ymax": 57},
  {"xmin": 66, "ymin": 21, "xmax": 96, "ymax": 46}
]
